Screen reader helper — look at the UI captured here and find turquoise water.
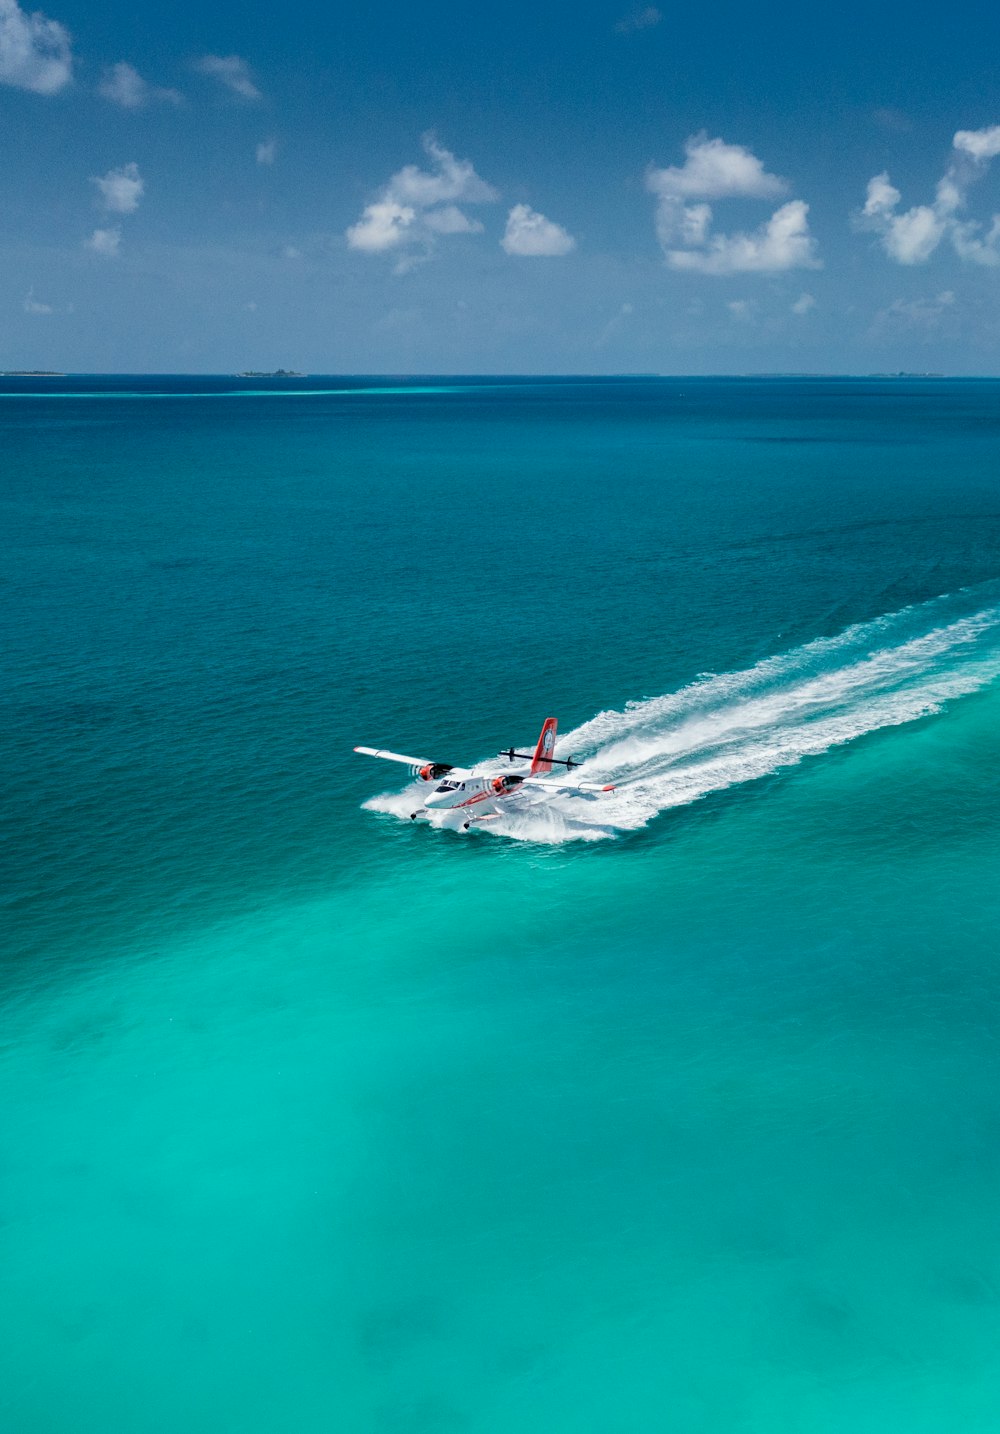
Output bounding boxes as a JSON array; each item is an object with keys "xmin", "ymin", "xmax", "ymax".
[{"xmin": 3, "ymin": 376, "xmax": 1000, "ymax": 1431}]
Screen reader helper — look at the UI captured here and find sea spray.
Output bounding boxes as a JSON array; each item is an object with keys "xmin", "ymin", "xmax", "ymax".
[{"xmin": 364, "ymin": 585, "xmax": 1000, "ymax": 842}]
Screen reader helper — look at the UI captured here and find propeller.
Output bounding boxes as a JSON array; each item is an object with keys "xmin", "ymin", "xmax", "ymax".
[{"xmin": 411, "ymin": 762, "xmax": 454, "ymax": 781}]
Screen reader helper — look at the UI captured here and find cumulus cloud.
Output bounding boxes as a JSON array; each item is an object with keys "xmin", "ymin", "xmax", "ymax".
[
  {"xmin": 862, "ymin": 172, "xmax": 902, "ymax": 219},
  {"xmin": 953, "ymin": 126, "xmax": 1000, "ymax": 161},
  {"xmin": 615, "ymin": 6, "xmax": 661, "ymax": 33},
  {"xmin": 860, "ymin": 173, "xmax": 949, "ymax": 263},
  {"xmin": 665, "ymin": 199, "xmax": 820, "ymax": 275},
  {"xmin": 951, "ymin": 215, "xmax": 1000, "ymax": 266},
  {"xmin": 792, "ymin": 292, "xmax": 816, "ymax": 315},
  {"xmin": 648, "ymin": 135, "xmax": 787, "ymax": 205},
  {"xmin": 193, "ymin": 53, "xmax": 261, "ymax": 101},
  {"xmin": 92, "ymin": 161, "xmax": 144, "ymax": 214},
  {"xmin": 346, "ymin": 134, "xmax": 497, "ymax": 270},
  {"xmin": 99, "ymin": 61, "xmax": 180, "ymax": 108},
  {"xmin": 348, "ymin": 200, "xmax": 417, "ymax": 253},
  {"xmin": 647, "ymin": 135, "xmax": 817, "ymax": 274},
  {"xmin": 86, "ymin": 162, "xmax": 142, "ymax": 254},
  {"xmin": 256, "ymin": 137, "xmax": 277, "ymax": 165},
  {"xmin": 23, "ymin": 286, "xmax": 53, "ymax": 313},
  {"xmin": 0, "ymin": 0, "xmax": 72, "ymax": 94},
  {"xmin": 85, "ymin": 226, "xmax": 121, "ymax": 257},
  {"xmin": 376, "ymin": 135, "xmax": 496, "ymax": 209},
  {"xmin": 860, "ymin": 125, "xmax": 1000, "ymax": 266},
  {"xmin": 501, "ymin": 204, "xmax": 575, "ymax": 256}
]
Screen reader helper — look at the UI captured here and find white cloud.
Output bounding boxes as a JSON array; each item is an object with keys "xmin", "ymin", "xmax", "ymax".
[
  {"xmin": 0, "ymin": 0, "xmax": 71, "ymax": 94},
  {"xmin": 953, "ymin": 126, "xmax": 1000, "ymax": 161},
  {"xmin": 193, "ymin": 53, "xmax": 260, "ymax": 101},
  {"xmin": 99, "ymin": 60, "xmax": 143, "ymax": 107},
  {"xmin": 862, "ymin": 172, "xmax": 901, "ymax": 220},
  {"xmin": 256, "ymin": 137, "xmax": 277, "ymax": 165},
  {"xmin": 647, "ymin": 135, "xmax": 815, "ymax": 275},
  {"xmin": 346, "ymin": 134, "xmax": 497, "ymax": 270},
  {"xmin": 85, "ymin": 227, "xmax": 121, "ymax": 257},
  {"xmin": 92, "ymin": 161, "xmax": 144, "ymax": 214},
  {"xmin": 615, "ymin": 6, "xmax": 661, "ymax": 33},
  {"xmin": 501, "ymin": 204, "xmax": 575, "ymax": 256},
  {"xmin": 885, "ymin": 206, "xmax": 945, "ymax": 264},
  {"xmin": 282, "ymin": 245, "xmax": 301, "ymax": 259},
  {"xmin": 860, "ymin": 125, "xmax": 1000, "ymax": 266},
  {"xmin": 352, "ymin": 207, "xmax": 410, "ymax": 251},
  {"xmin": 792, "ymin": 292, "xmax": 816, "ymax": 315},
  {"xmin": 23, "ymin": 286, "xmax": 52, "ymax": 313},
  {"xmin": 951, "ymin": 215, "xmax": 1000, "ymax": 266},
  {"xmin": 348, "ymin": 200, "xmax": 417, "ymax": 254},
  {"xmin": 648, "ymin": 135, "xmax": 787, "ymax": 205},
  {"xmin": 99, "ymin": 61, "xmax": 180, "ymax": 108},
  {"xmin": 860, "ymin": 173, "xmax": 947, "ymax": 263},
  {"xmin": 665, "ymin": 199, "xmax": 820, "ymax": 275},
  {"xmin": 380, "ymin": 135, "xmax": 496, "ymax": 208}
]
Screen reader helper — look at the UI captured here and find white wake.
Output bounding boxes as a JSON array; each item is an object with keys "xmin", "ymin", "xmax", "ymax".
[{"xmin": 364, "ymin": 588, "xmax": 1000, "ymax": 843}]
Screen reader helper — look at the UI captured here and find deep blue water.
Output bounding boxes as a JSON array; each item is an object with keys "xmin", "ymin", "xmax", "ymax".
[{"xmin": 3, "ymin": 376, "xmax": 1000, "ymax": 1431}]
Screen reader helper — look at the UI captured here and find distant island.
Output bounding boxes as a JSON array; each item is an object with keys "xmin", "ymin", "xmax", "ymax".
[
  {"xmin": 236, "ymin": 369, "xmax": 304, "ymax": 378},
  {"xmin": 1, "ymin": 370, "xmax": 64, "ymax": 376}
]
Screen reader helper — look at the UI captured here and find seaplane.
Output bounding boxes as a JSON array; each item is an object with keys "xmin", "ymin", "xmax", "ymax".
[{"xmin": 355, "ymin": 717, "xmax": 615, "ymax": 828}]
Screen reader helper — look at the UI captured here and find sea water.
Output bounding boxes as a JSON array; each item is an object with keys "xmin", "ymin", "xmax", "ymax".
[{"xmin": 3, "ymin": 376, "xmax": 1000, "ymax": 1431}]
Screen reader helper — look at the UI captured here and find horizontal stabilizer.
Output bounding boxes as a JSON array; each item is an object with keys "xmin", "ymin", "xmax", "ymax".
[{"xmin": 499, "ymin": 749, "xmax": 581, "ymax": 769}]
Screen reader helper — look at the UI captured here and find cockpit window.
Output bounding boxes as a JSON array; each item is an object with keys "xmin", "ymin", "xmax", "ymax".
[{"xmin": 435, "ymin": 780, "xmax": 459, "ymax": 792}]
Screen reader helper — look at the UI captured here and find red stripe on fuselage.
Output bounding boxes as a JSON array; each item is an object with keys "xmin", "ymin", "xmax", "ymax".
[{"xmin": 455, "ymin": 784, "xmax": 525, "ymax": 809}]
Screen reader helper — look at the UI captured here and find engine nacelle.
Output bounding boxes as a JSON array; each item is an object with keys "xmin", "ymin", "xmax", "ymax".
[
  {"xmin": 491, "ymin": 774, "xmax": 524, "ymax": 795},
  {"xmin": 416, "ymin": 762, "xmax": 454, "ymax": 782}
]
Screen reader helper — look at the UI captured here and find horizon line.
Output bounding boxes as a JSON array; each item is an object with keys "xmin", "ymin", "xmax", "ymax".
[{"xmin": 0, "ymin": 370, "xmax": 990, "ymax": 381}]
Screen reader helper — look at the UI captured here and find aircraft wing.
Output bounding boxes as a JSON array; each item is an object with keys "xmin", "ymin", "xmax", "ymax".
[
  {"xmin": 355, "ymin": 746, "xmax": 435, "ymax": 767},
  {"xmin": 521, "ymin": 776, "xmax": 615, "ymax": 794},
  {"xmin": 354, "ymin": 747, "xmax": 470, "ymax": 779}
]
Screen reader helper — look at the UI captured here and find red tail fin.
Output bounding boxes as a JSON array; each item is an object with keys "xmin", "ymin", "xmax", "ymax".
[{"xmin": 530, "ymin": 717, "xmax": 558, "ymax": 774}]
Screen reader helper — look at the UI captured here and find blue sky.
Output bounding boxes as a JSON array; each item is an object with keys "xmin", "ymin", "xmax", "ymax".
[{"xmin": 3, "ymin": 0, "xmax": 1000, "ymax": 372}]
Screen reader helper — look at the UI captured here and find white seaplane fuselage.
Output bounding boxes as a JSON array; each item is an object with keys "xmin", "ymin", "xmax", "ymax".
[
  {"xmin": 354, "ymin": 717, "xmax": 614, "ymax": 829},
  {"xmin": 423, "ymin": 769, "xmax": 527, "ymax": 816}
]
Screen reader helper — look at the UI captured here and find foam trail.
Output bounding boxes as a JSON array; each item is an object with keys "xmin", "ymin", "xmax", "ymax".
[{"xmin": 364, "ymin": 587, "xmax": 1000, "ymax": 843}]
